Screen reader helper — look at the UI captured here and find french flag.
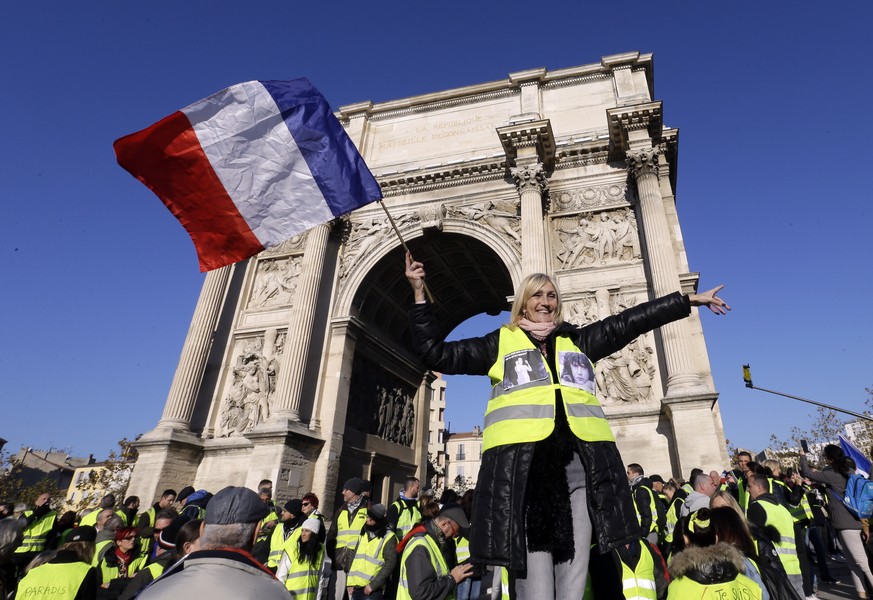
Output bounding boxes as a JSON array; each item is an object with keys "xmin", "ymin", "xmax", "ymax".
[{"xmin": 114, "ymin": 79, "xmax": 382, "ymax": 271}]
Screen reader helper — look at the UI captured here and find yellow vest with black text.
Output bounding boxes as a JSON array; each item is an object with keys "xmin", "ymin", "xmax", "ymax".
[
  {"xmin": 347, "ymin": 532, "xmax": 391, "ymax": 587},
  {"xmin": 336, "ymin": 507, "xmax": 368, "ymax": 553},
  {"xmin": 483, "ymin": 328, "xmax": 613, "ymax": 451},
  {"xmin": 398, "ymin": 533, "xmax": 453, "ymax": 600},
  {"xmin": 282, "ymin": 543, "xmax": 323, "ymax": 600},
  {"xmin": 17, "ymin": 560, "xmax": 93, "ymax": 599},
  {"xmin": 667, "ymin": 573, "xmax": 762, "ymax": 600},
  {"xmin": 392, "ymin": 499, "xmax": 422, "ymax": 540},
  {"xmin": 15, "ymin": 510, "xmax": 57, "ymax": 554},
  {"xmin": 755, "ymin": 498, "xmax": 801, "ymax": 576},
  {"xmin": 618, "ymin": 543, "xmax": 657, "ymax": 600}
]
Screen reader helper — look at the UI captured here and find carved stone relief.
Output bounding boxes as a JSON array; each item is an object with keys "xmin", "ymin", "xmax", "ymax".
[
  {"xmin": 552, "ymin": 183, "xmax": 626, "ymax": 213},
  {"xmin": 216, "ymin": 329, "xmax": 286, "ymax": 437},
  {"xmin": 248, "ymin": 256, "xmax": 302, "ymax": 309},
  {"xmin": 562, "ymin": 291, "xmax": 657, "ymax": 405},
  {"xmin": 447, "ymin": 200, "xmax": 521, "ymax": 250},
  {"xmin": 346, "ymin": 354, "xmax": 416, "ymax": 447},
  {"xmin": 339, "ymin": 213, "xmax": 420, "ymax": 279},
  {"xmin": 260, "ymin": 233, "xmax": 307, "ymax": 256},
  {"xmin": 552, "ymin": 207, "xmax": 641, "ymax": 269}
]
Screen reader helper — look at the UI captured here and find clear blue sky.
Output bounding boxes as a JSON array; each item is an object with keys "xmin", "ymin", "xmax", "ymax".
[{"xmin": 2, "ymin": 1, "xmax": 871, "ymax": 465}]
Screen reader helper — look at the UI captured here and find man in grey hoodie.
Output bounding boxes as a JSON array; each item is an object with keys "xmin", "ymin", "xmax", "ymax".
[{"xmin": 680, "ymin": 472, "xmax": 716, "ymax": 517}]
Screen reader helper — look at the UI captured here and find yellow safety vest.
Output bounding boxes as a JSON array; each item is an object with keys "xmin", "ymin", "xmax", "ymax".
[
  {"xmin": 17, "ymin": 560, "xmax": 93, "ymax": 599},
  {"xmin": 667, "ymin": 573, "xmax": 762, "ymax": 599},
  {"xmin": 93, "ymin": 539, "xmax": 113, "ymax": 566},
  {"xmin": 97, "ymin": 550, "xmax": 147, "ymax": 582},
  {"xmin": 498, "ymin": 566, "xmax": 510, "ymax": 600},
  {"xmin": 398, "ymin": 533, "xmax": 453, "ymax": 600},
  {"xmin": 79, "ymin": 510, "xmax": 99, "ymax": 527},
  {"xmin": 336, "ymin": 507, "xmax": 368, "ymax": 552},
  {"xmin": 664, "ymin": 497, "xmax": 682, "ymax": 544},
  {"xmin": 755, "ymin": 499, "xmax": 801, "ymax": 576},
  {"xmin": 256, "ymin": 510, "xmax": 278, "ymax": 544},
  {"xmin": 455, "ymin": 535, "xmax": 470, "ymax": 563},
  {"xmin": 483, "ymin": 328, "xmax": 613, "ymax": 452},
  {"xmin": 15, "ymin": 510, "xmax": 57, "ymax": 554},
  {"xmin": 282, "ymin": 543, "xmax": 323, "ymax": 600},
  {"xmin": 268, "ymin": 523, "xmax": 300, "ymax": 569},
  {"xmin": 738, "ymin": 478, "xmax": 749, "ymax": 512},
  {"xmin": 391, "ymin": 499, "xmax": 422, "ymax": 540},
  {"xmin": 633, "ymin": 486, "xmax": 659, "ymax": 535},
  {"xmin": 618, "ymin": 543, "xmax": 657, "ymax": 600},
  {"xmin": 347, "ymin": 532, "xmax": 391, "ymax": 587}
]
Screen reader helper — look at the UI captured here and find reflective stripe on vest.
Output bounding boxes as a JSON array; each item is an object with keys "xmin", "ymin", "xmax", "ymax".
[
  {"xmin": 347, "ymin": 533, "xmax": 390, "ymax": 587},
  {"xmin": 483, "ymin": 328, "xmax": 614, "ymax": 451},
  {"xmin": 619, "ymin": 542, "xmax": 657, "ymax": 600},
  {"xmin": 392, "ymin": 499, "xmax": 422, "ymax": 540},
  {"xmin": 282, "ymin": 544, "xmax": 323, "ymax": 600},
  {"xmin": 15, "ymin": 511, "xmax": 57, "ymax": 553},
  {"xmin": 398, "ymin": 534, "xmax": 453, "ymax": 600},
  {"xmin": 633, "ymin": 486, "xmax": 659, "ymax": 535},
  {"xmin": 756, "ymin": 499, "xmax": 801, "ymax": 575},
  {"xmin": 667, "ymin": 573, "xmax": 762, "ymax": 600},
  {"xmin": 17, "ymin": 560, "xmax": 93, "ymax": 600},
  {"xmin": 337, "ymin": 507, "xmax": 368, "ymax": 552},
  {"xmin": 93, "ymin": 540, "xmax": 112, "ymax": 566},
  {"xmin": 98, "ymin": 552, "xmax": 147, "ymax": 581}
]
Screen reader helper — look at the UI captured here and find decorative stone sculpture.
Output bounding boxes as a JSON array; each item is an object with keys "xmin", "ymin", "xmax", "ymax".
[
  {"xmin": 347, "ymin": 354, "xmax": 416, "ymax": 447},
  {"xmin": 553, "ymin": 207, "xmax": 641, "ymax": 269},
  {"xmin": 451, "ymin": 200, "xmax": 521, "ymax": 245},
  {"xmin": 249, "ymin": 257, "xmax": 302, "ymax": 309}
]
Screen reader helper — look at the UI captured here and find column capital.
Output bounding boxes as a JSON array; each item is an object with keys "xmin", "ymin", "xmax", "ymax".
[
  {"xmin": 625, "ymin": 146, "xmax": 662, "ymax": 179},
  {"xmin": 497, "ymin": 119, "xmax": 555, "ymax": 170},
  {"xmin": 511, "ymin": 162, "xmax": 548, "ymax": 195},
  {"xmin": 606, "ymin": 101, "xmax": 663, "ymax": 153}
]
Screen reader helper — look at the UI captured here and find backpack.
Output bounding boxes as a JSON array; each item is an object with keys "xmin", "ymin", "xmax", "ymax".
[{"xmin": 842, "ymin": 473, "xmax": 873, "ymax": 519}]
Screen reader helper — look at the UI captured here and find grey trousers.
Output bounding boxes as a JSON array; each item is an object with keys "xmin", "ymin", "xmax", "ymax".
[
  {"xmin": 515, "ymin": 451, "xmax": 592, "ymax": 600},
  {"xmin": 837, "ymin": 528, "xmax": 873, "ymax": 595}
]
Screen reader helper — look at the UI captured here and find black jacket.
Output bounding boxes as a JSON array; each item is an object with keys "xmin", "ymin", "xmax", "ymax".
[{"xmin": 410, "ymin": 291, "xmax": 691, "ymax": 569}]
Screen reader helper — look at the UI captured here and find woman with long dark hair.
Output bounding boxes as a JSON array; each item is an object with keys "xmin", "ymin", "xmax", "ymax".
[
  {"xmin": 800, "ymin": 443, "xmax": 873, "ymax": 598},
  {"xmin": 277, "ymin": 518, "xmax": 323, "ymax": 600}
]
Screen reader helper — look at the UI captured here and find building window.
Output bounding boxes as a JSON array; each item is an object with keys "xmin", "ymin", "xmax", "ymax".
[{"xmin": 457, "ymin": 444, "xmax": 465, "ymax": 461}]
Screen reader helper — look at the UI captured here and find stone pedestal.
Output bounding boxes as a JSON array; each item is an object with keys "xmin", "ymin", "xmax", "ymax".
[
  {"xmin": 662, "ymin": 394, "xmax": 726, "ymax": 477},
  {"xmin": 126, "ymin": 429, "xmax": 203, "ymax": 505}
]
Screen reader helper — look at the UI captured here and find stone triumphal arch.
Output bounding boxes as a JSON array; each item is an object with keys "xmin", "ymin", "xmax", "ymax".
[{"xmin": 127, "ymin": 52, "xmax": 729, "ymax": 512}]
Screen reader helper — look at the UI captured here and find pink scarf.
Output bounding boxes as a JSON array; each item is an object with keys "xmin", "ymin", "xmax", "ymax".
[{"xmin": 518, "ymin": 318, "xmax": 556, "ymax": 341}]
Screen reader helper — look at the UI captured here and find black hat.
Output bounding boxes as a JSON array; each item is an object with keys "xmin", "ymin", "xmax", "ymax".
[
  {"xmin": 368, "ymin": 503, "xmax": 387, "ymax": 521},
  {"xmin": 177, "ymin": 486, "xmax": 196, "ymax": 503},
  {"xmin": 343, "ymin": 477, "xmax": 364, "ymax": 496},
  {"xmin": 68, "ymin": 525, "xmax": 97, "ymax": 543},
  {"xmin": 283, "ymin": 499, "xmax": 303, "ymax": 515},
  {"xmin": 205, "ymin": 486, "xmax": 269, "ymax": 525},
  {"xmin": 438, "ymin": 502, "xmax": 470, "ymax": 530},
  {"xmin": 158, "ymin": 516, "xmax": 187, "ymax": 550},
  {"xmin": 649, "ymin": 474, "xmax": 665, "ymax": 484}
]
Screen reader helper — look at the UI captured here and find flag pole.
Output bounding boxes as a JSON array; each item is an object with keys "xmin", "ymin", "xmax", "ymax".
[{"xmin": 377, "ymin": 199, "xmax": 435, "ymax": 303}]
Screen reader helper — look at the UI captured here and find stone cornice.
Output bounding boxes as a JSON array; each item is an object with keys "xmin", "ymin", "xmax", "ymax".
[
  {"xmin": 606, "ymin": 101, "xmax": 663, "ymax": 153},
  {"xmin": 338, "ymin": 53, "xmax": 653, "ymax": 123},
  {"xmin": 377, "ymin": 158, "xmax": 507, "ymax": 196},
  {"xmin": 497, "ymin": 119, "xmax": 556, "ymax": 169}
]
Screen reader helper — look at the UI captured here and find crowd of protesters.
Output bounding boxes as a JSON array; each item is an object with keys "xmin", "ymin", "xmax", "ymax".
[{"xmin": 3, "ymin": 445, "xmax": 873, "ymax": 600}]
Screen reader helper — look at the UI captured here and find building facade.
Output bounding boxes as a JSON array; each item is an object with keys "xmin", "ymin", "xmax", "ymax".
[
  {"xmin": 127, "ymin": 52, "xmax": 729, "ymax": 512},
  {"xmin": 445, "ymin": 428, "xmax": 483, "ymax": 492}
]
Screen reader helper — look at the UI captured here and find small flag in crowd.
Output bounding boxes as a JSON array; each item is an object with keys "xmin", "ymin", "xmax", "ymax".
[
  {"xmin": 839, "ymin": 433, "xmax": 871, "ymax": 478},
  {"xmin": 114, "ymin": 79, "xmax": 382, "ymax": 271}
]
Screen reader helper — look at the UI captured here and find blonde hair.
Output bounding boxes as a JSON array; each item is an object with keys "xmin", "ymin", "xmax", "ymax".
[
  {"xmin": 709, "ymin": 489, "xmax": 743, "ymax": 515},
  {"xmin": 508, "ymin": 273, "xmax": 563, "ymax": 328},
  {"xmin": 762, "ymin": 459, "xmax": 781, "ymax": 475}
]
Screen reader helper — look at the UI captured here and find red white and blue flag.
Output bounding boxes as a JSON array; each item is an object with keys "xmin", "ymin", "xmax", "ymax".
[{"xmin": 114, "ymin": 79, "xmax": 382, "ymax": 271}]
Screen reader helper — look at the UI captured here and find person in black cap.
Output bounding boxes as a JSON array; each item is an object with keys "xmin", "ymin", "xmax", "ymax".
[
  {"xmin": 138, "ymin": 486, "xmax": 288, "ymax": 600},
  {"xmin": 396, "ymin": 503, "xmax": 472, "ymax": 600},
  {"xmin": 265, "ymin": 499, "xmax": 304, "ymax": 571},
  {"xmin": 328, "ymin": 477, "xmax": 369, "ymax": 598},
  {"xmin": 17, "ymin": 524, "xmax": 98, "ymax": 600},
  {"xmin": 346, "ymin": 503, "xmax": 397, "ymax": 599}
]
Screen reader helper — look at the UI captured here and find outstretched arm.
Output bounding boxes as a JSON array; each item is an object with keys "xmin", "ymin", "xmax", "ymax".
[{"xmin": 688, "ymin": 285, "xmax": 730, "ymax": 315}]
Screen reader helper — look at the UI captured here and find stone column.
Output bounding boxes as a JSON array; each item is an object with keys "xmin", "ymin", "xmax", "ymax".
[
  {"xmin": 512, "ymin": 162, "xmax": 549, "ymax": 275},
  {"xmin": 156, "ymin": 266, "xmax": 232, "ymax": 430},
  {"xmin": 270, "ymin": 223, "xmax": 331, "ymax": 424},
  {"xmin": 626, "ymin": 147, "xmax": 707, "ymax": 395}
]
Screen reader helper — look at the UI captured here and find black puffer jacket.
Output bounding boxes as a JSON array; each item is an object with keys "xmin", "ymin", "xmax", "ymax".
[{"xmin": 410, "ymin": 291, "xmax": 691, "ymax": 569}]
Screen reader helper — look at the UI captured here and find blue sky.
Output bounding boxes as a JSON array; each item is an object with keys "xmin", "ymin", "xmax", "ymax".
[{"xmin": 1, "ymin": 1, "xmax": 871, "ymax": 466}]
